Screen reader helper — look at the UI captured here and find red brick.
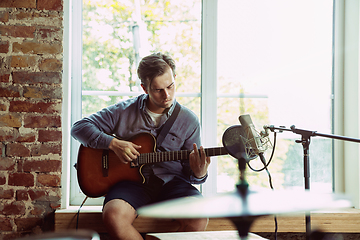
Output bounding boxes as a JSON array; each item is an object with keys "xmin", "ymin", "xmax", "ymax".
[
  {"xmin": 0, "ymin": 41, "xmax": 9, "ymax": 53},
  {"xmin": 30, "ymin": 143, "xmax": 61, "ymax": 156},
  {"xmin": 50, "ymin": 202, "xmax": 61, "ymax": 209},
  {"xmin": 0, "ymin": 25, "xmax": 36, "ymax": 38},
  {"xmin": 38, "ymin": 130, "xmax": 62, "ymax": 142},
  {"xmin": 24, "ymin": 115, "xmax": 61, "ymax": 128},
  {"xmin": 0, "ymin": 217, "xmax": 12, "ymax": 231},
  {"xmin": 0, "ymin": 174, "xmax": 6, "ymax": 185},
  {"xmin": 9, "ymin": 100, "xmax": 61, "ymax": 114},
  {"xmin": 0, "ymin": 128, "xmax": 17, "ymax": 142},
  {"xmin": 37, "ymin": 174, "xmax": 60, "ymax": 187},
  {"xmin": 16, "ymin": 190, "xmax": 29, "ymax": 201},
  {"xmin": 14, "ymin": 217, "xmax": 42, "ymax": 232},
  {"xmin": 0, "ymin": 73, "xmax": 10, "ymax": 83},
  {"xmin": 0, "ymin": 56, "xmax": 10, "ymax": 70},
  {"xmin": 0, "ymin": 157, "xmax": 16, "ymax": 171},
  {"xmin": 0, "ymin": 113, "xmax": 22, "ymax": 127},
  {"xmin": 6, "ymin": 143, "xmax": 31, "ymax": 157},
  {"xmin": 37, "ymin": 28, "xmax": 62, "ymax": 41},
  {"xmin": 8, "ymin": 172, "xmax": 34, "ymax": 187},
  {"xmin": 1, "ymin": 201, "xmax": 26, "ymax": 216},
  {"xmin": 23, "ymin": 85, "xmax": 62, "ymax": 99},
  {"xmin": 0, "ymin": 85, "xmax": 21, "ymax": 97},
  {"xmin": 15, "ymin": 132, "xmax": 36, "ymax": 142},
  {"xmin": 28, "ymin": 189, "xmax": 46, "ymax": 201},
  {"xmin": 39, "ymin": 58, "xmax": 62, "ymax": 72},
  {"xmin": 0, "ymin": 11, "xmax": 10, "ymax": 23},
  {"xmin": 22, "ymin": 160, "xmax": 61, "ymax": 173},
  {"xmin": 0, "ymin": 103, "xmax": 6, "ymax": 111},
  {"xmin": 30, "ymin": 204, "xmax": 46, "ymax": 216},
  {"xmin": 12, "ymin": 71, "xmax": 61, "ymax": 84},
  {"xmin": 13, "ymin": 11, "xmax": 55, "ymax": 22},
  {"xmin": 0, "ymin": 188, "xmax": 14, "ymax": 199},
  {"xmin": 13, "ymin": 42, "xmax": 62, "ymax": 55},
  {"xmin": 15, "ymin": 11, "xmax": 53, "ymax": 21},
  {"xmin": 11, "ymin": 55, "xmax": 37, "ymax": 68},
  {"xmin": 37, "ymin": 0, "xmax": 63, "ymax": 11},
  {"xmin": 28, "ymin": 188, "xmax": 61, "ymax": 204},
  {"xmin": 23, "ymin": 86, "xmax": 46, "ymax": 99},
  {"xmin": 0, "ymin": 0, "xmax": 36, "ymax": 8},
  {"xmin": 14, "ymin": 11, "xmax": 33, "ymax": 20}
]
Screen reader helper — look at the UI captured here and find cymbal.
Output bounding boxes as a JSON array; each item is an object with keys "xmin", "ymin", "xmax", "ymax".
[{"xmin": 137, "ymin": 188, "xmax": 352, "ymax": 219}]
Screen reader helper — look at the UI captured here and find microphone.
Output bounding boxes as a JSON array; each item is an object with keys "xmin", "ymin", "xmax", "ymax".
[{"xmin": 239, "ymin": 114, "xmax": 271, "ymax": 163}]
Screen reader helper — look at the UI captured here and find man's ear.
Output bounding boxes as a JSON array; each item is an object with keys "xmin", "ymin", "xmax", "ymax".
[{"xmin": 141, "ymin": 84, "xmax": 148, "ymax": 94}]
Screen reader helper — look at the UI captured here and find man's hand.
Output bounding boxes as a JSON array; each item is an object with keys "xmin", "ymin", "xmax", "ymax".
[
  {"xmin": 189, "ymin": 143, "xmax": 211, "ymax": 179},
  {"xmin": 109, "ymin": 138, "xmax": 141, "ymax": 164}
]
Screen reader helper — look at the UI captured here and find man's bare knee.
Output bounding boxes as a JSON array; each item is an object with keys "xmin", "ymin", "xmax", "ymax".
[
  {"xmin": 177, "ymin": 218, "xmax": 209, "ymax": 232},
  {"xmin": 103, "ymin": 199, "xmax": 142, "ymax": 240},
  {"xmin": 103, "ymin": 199, "xmax": 136, "ymax": 222}
]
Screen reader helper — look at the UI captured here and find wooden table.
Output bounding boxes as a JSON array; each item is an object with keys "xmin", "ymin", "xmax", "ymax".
[{"xmin": 146, "ymin": 230, "xmax": 267, "ymax": 240}]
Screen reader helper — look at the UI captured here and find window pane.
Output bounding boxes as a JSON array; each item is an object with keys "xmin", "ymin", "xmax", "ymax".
[
  {"xmin": 82, "ymin": 95, "xmax": 134, "ymax": 117},
  {"xmin": 217, "ymin": 0, "xmax": 333, "ymax": 192},
  {"xmin": 82, "ymin": 0, "xmax": 201, "ymax": 113}
]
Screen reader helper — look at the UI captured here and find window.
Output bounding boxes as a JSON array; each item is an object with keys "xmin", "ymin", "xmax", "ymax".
[
  {"xmin": 215, "ymin": 0, "xmax": 333, "ymax": 193},
  {"xmin": 64, "ymin": 0, "xmax": 357, "ymax": 208},
  {"xmin": 70, "ymin": 0, "xmax": 202, "ymax": 205}
]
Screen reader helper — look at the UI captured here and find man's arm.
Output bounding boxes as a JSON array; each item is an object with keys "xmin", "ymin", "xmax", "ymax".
[
  {"xmin": 71, "ymin": 105, "xmax": 120, "ymax": 149},
  {"xmin": 71, "ymin": 118, "xmax": 114, "ymax": 149}
]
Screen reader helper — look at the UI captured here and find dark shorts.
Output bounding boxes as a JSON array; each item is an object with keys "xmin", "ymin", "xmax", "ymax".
[{"xmin": 103, "ymin": 176, "xmax": 202, "ymax": 210}]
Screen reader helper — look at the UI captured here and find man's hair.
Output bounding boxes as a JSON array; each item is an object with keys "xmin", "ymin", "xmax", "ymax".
[{"xmin": 137, "ymin": 52, "xmax": 176, "ymax": 88}]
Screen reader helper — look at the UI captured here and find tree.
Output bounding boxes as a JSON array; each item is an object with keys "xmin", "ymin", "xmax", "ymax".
[{"xmin": 82, "ymin": 0, "xmax": 201, "ymax": 116}]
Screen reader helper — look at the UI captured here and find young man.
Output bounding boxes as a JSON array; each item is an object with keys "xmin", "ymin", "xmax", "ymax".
[{"xmin": 71, "ymin": 52, "xmax": 211, "ymax": 240}]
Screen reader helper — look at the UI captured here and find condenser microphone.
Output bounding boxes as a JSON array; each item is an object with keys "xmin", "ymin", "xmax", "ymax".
[{"xmin": 239, "ymin": 114, "xmax": 269, "ymax": 163}]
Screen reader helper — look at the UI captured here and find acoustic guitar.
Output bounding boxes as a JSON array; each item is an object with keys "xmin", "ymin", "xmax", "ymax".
[{"xmin": 76, "ymin": 132, "xmax": 228, "ymax": 198}]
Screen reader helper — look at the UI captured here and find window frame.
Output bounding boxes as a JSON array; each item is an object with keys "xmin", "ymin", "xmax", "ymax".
[
  {"xmin": 62, "ymin": 0, "xmax": 360, "ymax": 209},
  {"xmin": 333, "ymin": 0, "xmax": 360, "ymax": 208}
]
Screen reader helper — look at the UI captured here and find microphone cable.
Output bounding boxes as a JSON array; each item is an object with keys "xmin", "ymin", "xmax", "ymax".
[
  {"xmin": 247, "ymin": 131, "xmax": 278, "ymax": 240},
  {"xmin": 76, "ymin": 196, "xmax": 88, "ymax": 230},
  {"xmin": 247, "ymin": 131, "xmax": 277, "ymax": 172}
]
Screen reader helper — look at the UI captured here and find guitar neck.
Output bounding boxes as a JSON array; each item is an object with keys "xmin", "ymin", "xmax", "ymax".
[{"xmin": 137, "ymin": 147, "xmax": 228, "ymax": 165}]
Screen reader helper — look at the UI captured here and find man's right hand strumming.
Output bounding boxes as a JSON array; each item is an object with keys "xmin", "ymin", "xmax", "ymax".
[{"xmin": 109, "ymin": 138, "xmax": 141, "ymax": 164}]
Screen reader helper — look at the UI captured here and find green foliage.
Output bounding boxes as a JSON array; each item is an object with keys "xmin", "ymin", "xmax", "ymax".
[{"xmin": 82, "ymin": 0, "xmax": 201, "ymax": 114}]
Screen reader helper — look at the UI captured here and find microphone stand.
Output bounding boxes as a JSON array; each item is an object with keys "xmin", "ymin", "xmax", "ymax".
[{"xmin": 266, "ymin": 125, "xmax": 360, "ymax": 240}]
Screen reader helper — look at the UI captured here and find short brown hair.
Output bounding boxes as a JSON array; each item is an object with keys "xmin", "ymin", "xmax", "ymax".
[{"xmin": 137, "ymin": 52, "xmax": 176, "ymax": 88}]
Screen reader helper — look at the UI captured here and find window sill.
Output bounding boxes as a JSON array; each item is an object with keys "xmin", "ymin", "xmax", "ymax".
[
  {"xmin": 55, "ymin": 207, "xmax": 360, "ymax": 234},
  {"xmin": 57, "ymin": 205, "xmax": 103, "ymax": 213}
]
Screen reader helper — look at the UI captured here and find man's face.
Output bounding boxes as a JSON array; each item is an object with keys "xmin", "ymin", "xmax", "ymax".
[{"xmin": 142, "ymin": 66, "xmax": 175, "ymax": 114}]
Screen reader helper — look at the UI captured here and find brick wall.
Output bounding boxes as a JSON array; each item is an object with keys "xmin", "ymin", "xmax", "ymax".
[{"xmin": 0, "ymin": 0, "xmax": 63, "ymax": 239}]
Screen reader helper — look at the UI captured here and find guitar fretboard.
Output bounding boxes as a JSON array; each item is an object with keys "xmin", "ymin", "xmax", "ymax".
[{"xmin": 137, "ymin": 147, "xmax": 228, "ymax": 165}]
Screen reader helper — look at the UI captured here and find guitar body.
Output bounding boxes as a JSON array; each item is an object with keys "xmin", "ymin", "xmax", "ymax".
[{"xmin": 76, "ymin": 132, "xmax": 156, "ymax": 198}]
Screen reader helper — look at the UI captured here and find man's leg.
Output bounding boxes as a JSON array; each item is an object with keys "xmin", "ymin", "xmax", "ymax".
[
  {"xmin": 102, "ymin": 199, "xmax": 143, "ymax": 240},
  {"xmin": 157, "ymin": 178, "xmax": 209, "ymax": 232},
  {"xmin": 177, "ymin": 218, "xmax": 209, "ymax": 232}
]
